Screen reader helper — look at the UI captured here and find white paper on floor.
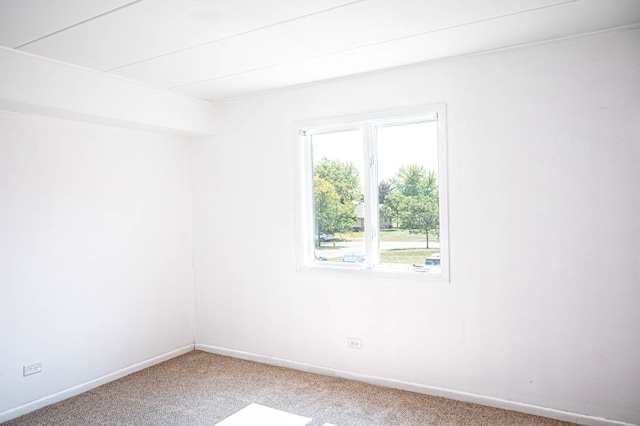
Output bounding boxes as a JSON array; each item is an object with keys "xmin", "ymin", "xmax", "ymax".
[{"xmin": 214, "ymin": 403, "xmax": 312, "ymax": 426}]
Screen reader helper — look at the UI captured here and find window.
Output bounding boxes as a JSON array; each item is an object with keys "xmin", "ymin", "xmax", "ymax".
[{"xmin": 296, "ymin": 105, "xmax": 448, "ymax": 281}]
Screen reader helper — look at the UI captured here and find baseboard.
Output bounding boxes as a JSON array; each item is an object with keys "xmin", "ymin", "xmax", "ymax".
[
  {"xmin": 195, "ymin": 344, "xmax": 635, "ymax": 426},
  {"xmin": 0, "ymin": 344, "xmax": 195, "ymax": 423}
]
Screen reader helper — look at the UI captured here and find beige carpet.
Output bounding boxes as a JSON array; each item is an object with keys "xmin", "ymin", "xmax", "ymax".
[{"xmin": 3, "ymin": 351, "xmax": 577, "ymax": 426}]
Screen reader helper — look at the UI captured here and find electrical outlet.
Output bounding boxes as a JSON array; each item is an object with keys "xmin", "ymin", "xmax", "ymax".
[
  {"xmin": 23, "ymin": 362, "xmax": 42, "ymax": 377},
  {"xmin": 348, "ymin": 337, "xmax": 362, "ymax": 349}
]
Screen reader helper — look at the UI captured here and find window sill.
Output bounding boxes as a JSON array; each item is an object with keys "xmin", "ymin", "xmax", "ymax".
[{"xmin": 297, "ymin": 262, "xmax": 449, "ymax": 283}]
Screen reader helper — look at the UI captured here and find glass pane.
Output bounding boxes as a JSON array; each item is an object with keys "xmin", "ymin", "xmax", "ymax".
[
  {"xmin": 311, "ymin": 129, "xmax": 365, "ymax": 264},
  {"xmin": 376, "ymin": 121, "xmax": 441, "ymax": 272}
]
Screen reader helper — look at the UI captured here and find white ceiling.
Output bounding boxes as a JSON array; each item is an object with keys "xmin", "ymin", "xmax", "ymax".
[{"xmin": 1, "ymin": 0, "xmax": 639, "ymax": 101}]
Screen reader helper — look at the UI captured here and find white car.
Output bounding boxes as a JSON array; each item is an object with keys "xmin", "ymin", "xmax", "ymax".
[
  {"xmin": 340, "ymin": 253, "xmax": 365, "ymax": 263},
  {"xmin": 424, "ymin": 252, "xmax": 440, "ymax": 266}
]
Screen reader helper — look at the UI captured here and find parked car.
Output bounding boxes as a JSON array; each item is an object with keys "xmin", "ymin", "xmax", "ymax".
[
  {"xmin": 424, "ymin": 252, "xmax": 440, "ymax": 266},
  {"xmin": 319, "ymin": 233, "xmax": 334, "ymax": 242},
  {"xmin": 340, "ymin": 253, "xmax": 365, "ymax": 263}
]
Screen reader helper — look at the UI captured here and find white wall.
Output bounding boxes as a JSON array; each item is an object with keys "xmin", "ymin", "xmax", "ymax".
[
  {"xmin": 0, "ymin": 111, "xmax": 195, "ymax": 415},
  {"xmin": 192, "ymin": 27, "xmax": 640, "ymax": 424}
]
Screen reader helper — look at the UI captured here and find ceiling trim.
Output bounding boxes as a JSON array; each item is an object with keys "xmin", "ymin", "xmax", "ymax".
[
  {"xmin": 106, "ymin": 0, "xmax": 365, "ymax": 72},
  {"xmin": 15, "ymin": 0, "xmax": 145, "ymax": 49},
  {"xmin": 169, "ymin": 0, "xmax": 581, "ymax": 91}
]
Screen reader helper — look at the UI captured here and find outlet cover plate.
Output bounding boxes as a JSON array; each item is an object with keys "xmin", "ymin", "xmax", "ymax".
[{"xmin": 23, "ymin": 362, "xmax": 42, "ymax": 376}]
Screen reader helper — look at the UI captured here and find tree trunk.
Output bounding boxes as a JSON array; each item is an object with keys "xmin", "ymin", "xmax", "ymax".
[{"xmin": 425, "ymin": 229, "xmax": 430, "ymax": 249}]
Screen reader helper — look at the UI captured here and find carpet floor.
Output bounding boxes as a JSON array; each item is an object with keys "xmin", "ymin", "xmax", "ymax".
[{"xmin": 3, "ymin": 350, "xmax": 578, "ymax": 426}]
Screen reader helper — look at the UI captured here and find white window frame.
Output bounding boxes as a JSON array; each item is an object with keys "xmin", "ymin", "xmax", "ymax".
[{"xmin": 294, "ymin": 105, "xmax": 449, "ymax": 282}]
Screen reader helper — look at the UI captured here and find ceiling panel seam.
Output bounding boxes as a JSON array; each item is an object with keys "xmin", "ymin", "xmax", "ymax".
[
  {"xmin": 14, "ymin": 0, "xmax": 146, "ymax": 49},
  {"xmin": 168, "ymin": 0, "xmax": 582, "ymax": 90},
  {"xmin": 105, "ymin": 0, "xmax": 365, "ymax": 73}
]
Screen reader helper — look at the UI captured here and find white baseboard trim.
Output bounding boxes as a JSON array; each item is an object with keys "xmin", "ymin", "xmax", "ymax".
[
  {"xmin": 0, "ymin": 344, "xmax": 194, "ymax": 423},
  {"xmin": 195, "ymin": 344, "xmax": 635, "ymax": 426}
]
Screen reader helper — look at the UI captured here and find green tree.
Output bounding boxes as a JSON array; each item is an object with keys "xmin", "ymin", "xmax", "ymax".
[
  {"xmin": 314, "ymin": 158, "xmax": 360, "ymax": 204},
  {"xmin": 378, "ymin": 180, "xmax": 392, "ymax": 204},
  {"xmin": 391, "ymin": 164, "xmax": 437, "ymax": 198},
  {"xmin": 313, "ymin": 158, "xmax": 360, "ymax": 246},
  {"xmin": 388, "ymin": 164, "xmax": 439, "ymax": 248},
  {"xmin": 380, "ymin": 191, "xmax": 402, "ymax": 228}
]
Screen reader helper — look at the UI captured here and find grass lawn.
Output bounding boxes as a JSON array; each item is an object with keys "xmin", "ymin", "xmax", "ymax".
[
  {"xmin": 335, "ymin": 229, "xmax": 439, "ymax": 244},
  {"xmin": 380, "ymin": 248, "xmax": 439, "ymax": 265}
]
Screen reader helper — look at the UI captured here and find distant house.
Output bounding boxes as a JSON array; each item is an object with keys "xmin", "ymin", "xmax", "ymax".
[
  {"xmin": 353, "ymin": 202, "xmax": 365, "ymax": 231},
  {"xmin": 353, "ymin": 202, "xmax": 391, "ymax": 231}
]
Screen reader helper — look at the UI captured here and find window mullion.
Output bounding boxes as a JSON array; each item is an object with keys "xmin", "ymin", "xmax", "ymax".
[
  {"xmin": 369, "ymin": 125, "xmax": 380, "ymax": 267},
  {"xmin": 362, "ymin": 124, "xmax": 379, "ymax": 268}
]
